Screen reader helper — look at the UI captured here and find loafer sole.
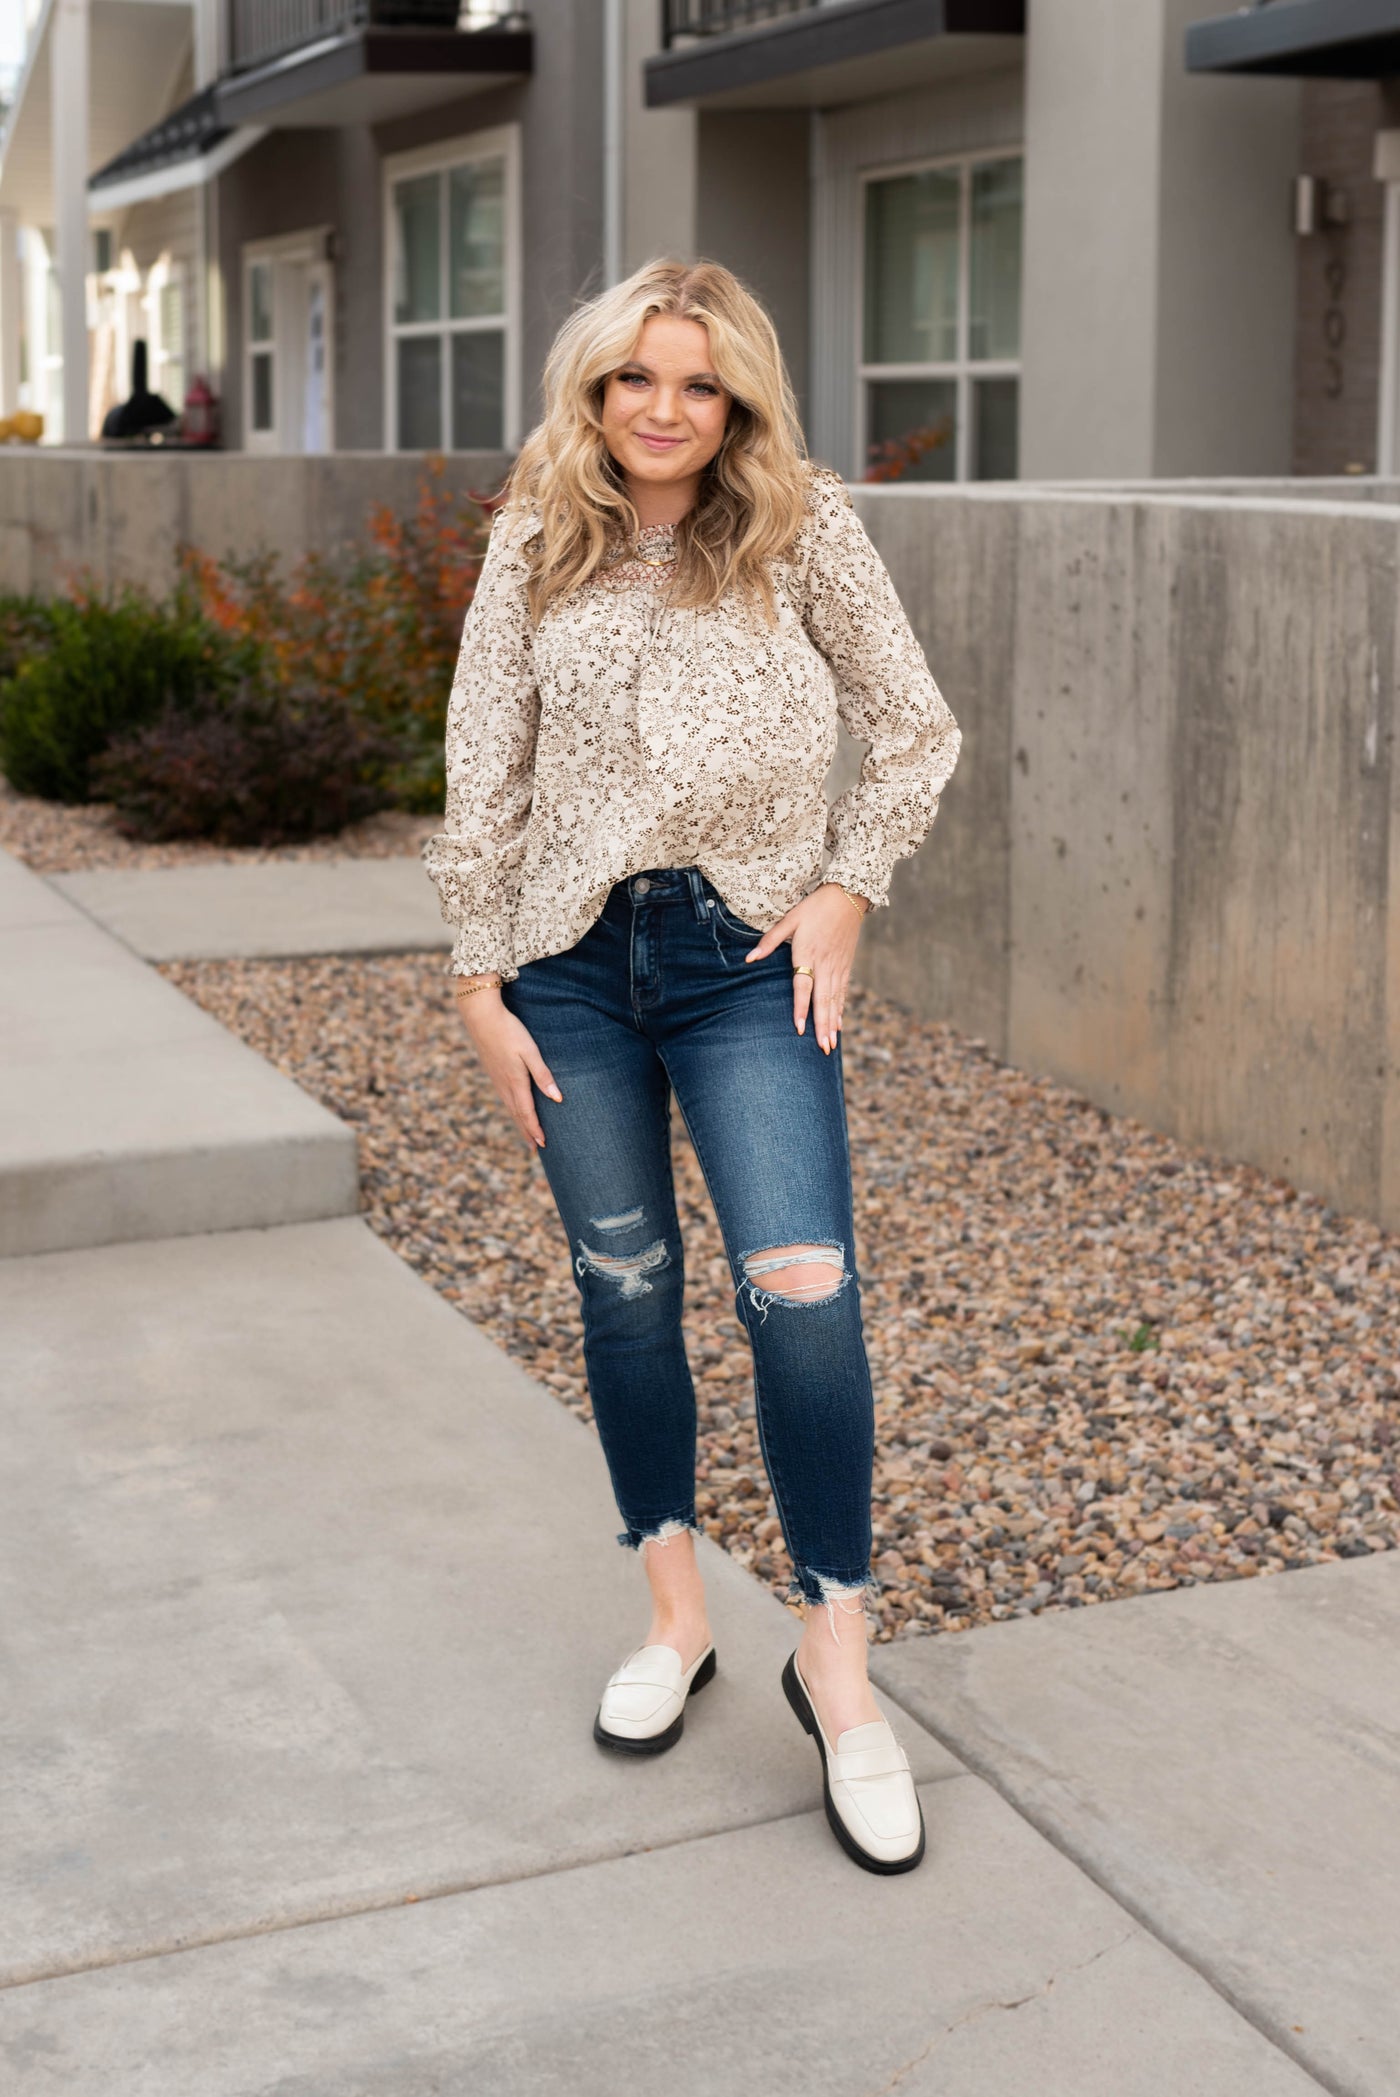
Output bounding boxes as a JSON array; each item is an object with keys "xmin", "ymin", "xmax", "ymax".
[
  {"xmin": 594, "ymin": 1645, "xmax": 717, "ymax": 1755},
  {"xmin": 782, "ymin": 1651, "xmax": 925, "ymax": 1874}
]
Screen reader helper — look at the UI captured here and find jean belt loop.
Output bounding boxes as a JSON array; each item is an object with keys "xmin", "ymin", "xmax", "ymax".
[{"xmin": 686, "ymin": 867, "xmax": 708, "ymax": 922}]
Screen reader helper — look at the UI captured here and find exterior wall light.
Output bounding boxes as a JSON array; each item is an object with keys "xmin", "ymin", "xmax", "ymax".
[{"xmin": 1294, "ymin": 175, "xmax": 1350, "ymax": 236}]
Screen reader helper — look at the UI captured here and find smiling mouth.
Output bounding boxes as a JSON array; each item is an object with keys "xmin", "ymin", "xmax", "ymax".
[{"xmin": 637, "ymin": 433, "xmax": 684, "ymax": 449}]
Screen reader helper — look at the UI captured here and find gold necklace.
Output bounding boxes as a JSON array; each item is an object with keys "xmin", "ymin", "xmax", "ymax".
[{"xmin": 604, "ymin": 524, "xmax": 677, "ymax": 568}]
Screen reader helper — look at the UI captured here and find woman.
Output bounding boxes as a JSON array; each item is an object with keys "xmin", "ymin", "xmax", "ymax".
[{"xmin": 423, "ymin": 258, "xmax": 960, "ymax": 1876}]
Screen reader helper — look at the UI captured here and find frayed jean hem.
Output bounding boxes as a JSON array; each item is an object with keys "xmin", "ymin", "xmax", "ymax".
[
  {"xmin": 616, "ymin": 1512, "xmax": 702, "ymax": 1554},
  {"xmin": 785, "ymin": 1565, "xmax": 881, "ymax": 1641}
]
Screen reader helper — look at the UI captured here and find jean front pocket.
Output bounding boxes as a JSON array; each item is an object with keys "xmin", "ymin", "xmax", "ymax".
[
  {"xmin": 705, "ymin": 888, "xmax": 764, "ymax": 940},
  {"xmin": 703, "ymin": 893, "xmax": 794, "ymax": 981}
]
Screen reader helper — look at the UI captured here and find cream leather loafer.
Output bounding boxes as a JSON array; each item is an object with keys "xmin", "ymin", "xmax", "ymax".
[
  {"xmin": 782, "ymin": 1651, "xmax": 925, "ymax": 1873},
  {"xmin": 594, "ymin": 1641, "xmax": 717, "ymax": 1755}
]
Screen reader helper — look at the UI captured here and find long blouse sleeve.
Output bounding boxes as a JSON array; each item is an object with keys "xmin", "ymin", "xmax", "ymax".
[
  {"xmin": 421, "ymin": 506, "xmax": 541, "ymax": 981},
  {"xmin": 800, "ymin": 468, "xmax": 962, "ymax": 910}
]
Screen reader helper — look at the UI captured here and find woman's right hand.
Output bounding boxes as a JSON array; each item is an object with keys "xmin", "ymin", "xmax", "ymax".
[{"xmin": 453, "ymin": 983, "xmax": 562, "ymax": 1149}]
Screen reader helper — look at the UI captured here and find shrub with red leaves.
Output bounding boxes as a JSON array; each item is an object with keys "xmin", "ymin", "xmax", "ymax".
[
  {"xmin": 93, "ymin": 680, "xmax": 401, "ymax": 847},
  {"xmin": 181, "ymin": 457, "xmax": 492, "ymax": 812}
]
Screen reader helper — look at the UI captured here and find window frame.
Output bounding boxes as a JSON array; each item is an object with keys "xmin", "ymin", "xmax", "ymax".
[
  {"xmin": 147, "ymin": 255, "xmax": 188, "ymax": 417},
  {"xmin": 381, "ymin": 123, "xmax": 522, "ymax": 455},
  {"xmin": 855, "ymin": 145, "xmax": 1024, "ymax": 484}
]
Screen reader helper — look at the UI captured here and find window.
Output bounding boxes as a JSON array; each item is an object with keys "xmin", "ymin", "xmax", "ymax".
[
  {"xmin": 859, "ymin": 150, "xmax": 1022, "ymax": 482},
  {"xmin": 248, "ymin": 255, "xmax": 275, "ymax": 436},
  {"xmin": 384, "ymin": 126, "xmax": 520, "ymax": 452}
]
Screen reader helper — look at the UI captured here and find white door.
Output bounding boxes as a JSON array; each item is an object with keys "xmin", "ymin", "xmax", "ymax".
[
  {"xmin": 244, "ymin": 235, "xmax": 335, "ymax": 454},
  {"xmin": 302, "ymin": 261, "xmax": 332, "ymax": 453}
]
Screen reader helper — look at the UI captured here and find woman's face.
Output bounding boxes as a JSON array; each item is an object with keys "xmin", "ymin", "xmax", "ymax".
[{"xmin": 600, "ymin": 314, "xmax": 731, "ymax": 499}]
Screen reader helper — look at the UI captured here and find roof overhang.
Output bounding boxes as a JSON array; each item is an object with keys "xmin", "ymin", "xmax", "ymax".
[
  {"xmin": 214, "ymin": 22, "xmax": 531, "ymax": 128},
  {"xmin": 1185, "ymin": 0, "xmax": 1400, "ymax": 79},
  {"xmin": 90, "ymin": 121, "xmax": 267, "ymax": 215},
  {"xmin": 644, "ymin": 0, "xmax": 1024, "ymax": 112},
  {"xmin": 0, "ymin": 0, "xmax": 196, "ymax": 223}
]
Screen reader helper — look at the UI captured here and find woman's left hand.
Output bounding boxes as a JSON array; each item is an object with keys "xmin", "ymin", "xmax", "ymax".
[{"xmin": 744, "ymin": 882, "xmax": 870, "ymax": 1053}]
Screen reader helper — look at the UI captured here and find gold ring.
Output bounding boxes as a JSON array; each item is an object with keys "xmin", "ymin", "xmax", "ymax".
[{"xmin": 793, "ymin": 964, "xmax": 815, "ymax": 978}]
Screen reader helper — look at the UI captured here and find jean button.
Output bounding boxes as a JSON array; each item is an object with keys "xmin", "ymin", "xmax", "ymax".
[{"xmin": 633, "ymin": 876, "xmax": 651, "ymax": 895}]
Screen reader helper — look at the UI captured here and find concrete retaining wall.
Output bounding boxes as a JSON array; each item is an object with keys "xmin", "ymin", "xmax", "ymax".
[
  {"xmin": 0, "ymin": 450, "xmax": 514, "ymax": 598},
  {"xmin": 6, "ymin": 457, "xmax": 1396, "ymax": 607},
  {"xmin": 852, "ymin": 483, "xmax": 1400, "ymax": 1230}
]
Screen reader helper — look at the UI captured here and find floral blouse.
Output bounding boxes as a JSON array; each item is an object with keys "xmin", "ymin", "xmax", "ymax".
[{"xmin": 422, "ymin": 462, "xmax": 961, "ymax": 982}]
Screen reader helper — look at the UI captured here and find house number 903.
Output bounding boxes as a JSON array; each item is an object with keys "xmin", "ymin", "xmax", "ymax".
[{"xmin": 1323, "ymin": 253, "xmax": 1346, "ymax": 401}]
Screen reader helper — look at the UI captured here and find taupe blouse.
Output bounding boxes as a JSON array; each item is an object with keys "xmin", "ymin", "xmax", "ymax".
[{"xmin": 422, "ymin": 462, "xmax": 961, "ymax": 982}]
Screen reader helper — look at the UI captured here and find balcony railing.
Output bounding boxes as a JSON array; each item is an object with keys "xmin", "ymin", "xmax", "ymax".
[
  {"xmin": 661, "ymin": 0, "xmax": 816, "ymax": 47},
  {"xmin": 229, "ymin": 0, "xmax": 511, "ymax": 75}
]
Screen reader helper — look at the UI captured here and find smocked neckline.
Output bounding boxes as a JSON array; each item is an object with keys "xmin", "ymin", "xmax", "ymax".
[{"xmin": 599, "ymin": 519, "xmax": 678, "ymax": 575}]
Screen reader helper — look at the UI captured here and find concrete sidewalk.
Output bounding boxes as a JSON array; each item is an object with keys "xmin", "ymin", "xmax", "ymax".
[
  {"xmin": 0, "ymin": 851, "xmax": 357, "ymax": 1257},
  {"xmin": 874, "ymin": 1551, "xmax": 1400, "ymax": 2097},
  {"xmin": 0, "ymin": 842, "xmax": 1384, "ymax": 2091},
  {"xmin": 0, "ymin": 1218, "xmax": 1326, "ymax": 2094},
  {"xmin": 50, "ymin": 856, "xmax": 451, "ymax": 961}
]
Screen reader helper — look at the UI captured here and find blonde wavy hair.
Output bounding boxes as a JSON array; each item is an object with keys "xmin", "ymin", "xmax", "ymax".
[{"xmin": 503, "ymin": 257, "xmax": 811, "ymax": 626}]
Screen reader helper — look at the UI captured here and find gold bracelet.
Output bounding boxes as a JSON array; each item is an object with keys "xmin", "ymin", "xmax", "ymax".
[
  {"xmin": 452, "ymin": 975, "xmax": 502, "ymax": 998},
  {"xmin": 834, "ymin": 885, "xmax": 870, "ymax": 920}
]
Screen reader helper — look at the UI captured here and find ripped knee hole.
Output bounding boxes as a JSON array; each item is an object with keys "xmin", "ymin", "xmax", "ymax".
[
  {"xmin": 742, "ymin": 1243, "xmax": 847, "ymax": 1304},
  {"xmin": 576, "ymin": 1235, "xmax": 670, "ymax": 1299}
]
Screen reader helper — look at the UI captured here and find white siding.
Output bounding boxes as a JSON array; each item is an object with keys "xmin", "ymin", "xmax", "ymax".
[
  {"xmin": 810, "ymin": 67, "xmax": 1024, "ymax": 474},
  {"xmin": 119, "ymin": 187, "xmax": 200, "ymax": 282}
]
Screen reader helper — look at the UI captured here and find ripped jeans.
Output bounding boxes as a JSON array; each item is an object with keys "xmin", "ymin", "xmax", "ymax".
[{"xmin": 502, "ymin": 865, "xmax": 877, "ymax": 1609}]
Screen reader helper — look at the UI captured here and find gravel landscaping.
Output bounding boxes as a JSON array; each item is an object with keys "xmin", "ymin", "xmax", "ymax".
[
  {"xmin": 0, "ymin": 779, "xmax": 434, "ymax": 874},
  {"xmin": 160, "ymin": 949, "xmax": 1400, "ymax": 1642}
]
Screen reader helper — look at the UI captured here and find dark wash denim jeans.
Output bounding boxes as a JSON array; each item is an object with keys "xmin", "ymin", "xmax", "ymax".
[{"xmin": 502, "ymin": 864, "xmax": 877, "ymax": 1606}]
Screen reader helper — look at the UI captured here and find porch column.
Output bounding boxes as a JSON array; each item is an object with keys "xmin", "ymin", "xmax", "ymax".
[
  {"xmin": 50, "ymin": 0, "xmax": 90, "ymax": 445},
  {"xmin": 0, "ymin": 211, "xmax": 20, "ymax": 418}
]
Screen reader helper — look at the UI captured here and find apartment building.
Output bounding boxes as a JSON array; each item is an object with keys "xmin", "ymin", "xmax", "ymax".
[
  {"xmin": 0, "ymin": 0, "xmax": 600, "ymax": 450},
  {"xmin": 2, "ymin": 0, "xmax": 1400, "ymax": 478}
]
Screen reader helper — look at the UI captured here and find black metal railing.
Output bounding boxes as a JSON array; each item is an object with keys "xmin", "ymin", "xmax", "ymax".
[
  {"xmin": 228, "ymin": 0, "xmax": 508, "ymax": 75},
  {"xmin": 662, "ymin": 0, "xmax": 817, "ymax": 48}
]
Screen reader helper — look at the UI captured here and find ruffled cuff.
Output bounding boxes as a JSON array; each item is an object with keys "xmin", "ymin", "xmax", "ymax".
[
  {"xmin": 448, "ymin": 921, "xmax": 518, "ymax": 984},
  {"xmin": 823, "ymin": 849, "xmax": 893, "ymax": 914}
]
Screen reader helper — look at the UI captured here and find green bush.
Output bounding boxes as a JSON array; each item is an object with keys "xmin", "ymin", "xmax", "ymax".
[
  {"xmin": 0, "ymin": 594, "xmax": 58, "ymax": 683},
  {"xmin": 92, "ymin": 678, "xmax": 402, "ymax": 847},
  {"xmin": 0, "ymin": 587, "xmax": 243, "ymax": 803}
]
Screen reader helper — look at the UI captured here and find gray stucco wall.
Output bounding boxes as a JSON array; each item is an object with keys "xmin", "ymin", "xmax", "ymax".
[
  {"xmin": 1153, "ymin": 0, "xmax": 1300, "ymax": 475},
  {"xmin": 696, "ymin": 111, "xmax": 812, "ymax": 430},
  {"xmin": 622, "ymin": 0, "xmax": 698, "ymax": 276},
  {"xmin": 1019, "ymin": 0, "xmax": 1163, "ymax": 478},
  {"xmin": 1020, "ymin": 0, "xmax": 1299, "ymax": 479},
  {"xmin": 850, "ymin": 483, "xmax": 1400, "ymax": 1228}
]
